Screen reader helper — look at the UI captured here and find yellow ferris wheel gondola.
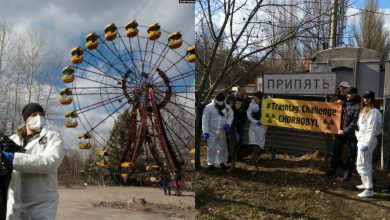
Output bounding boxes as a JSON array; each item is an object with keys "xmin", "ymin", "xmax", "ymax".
[
  {"xmin": 96, "ymin": 160, "xmax": 111, "ymax": 167},
  {"xmin": 147, "ymin": 23, "xmax": 161, "ymax": 40},
  {"xmin": 145, "ymin": 165, "xmax": 161, "ymax": 171},
  {"xmin": 121, "ymin": 173, "xmax": 129, "ymax": 181},
  {"xmin": 71, "ymin": 47, "xmax": 83, "ymax": 64},
  {"xmin": 145, "ymin": 165, "xmax": 161, "ymax": 183},
  {"xmin": 190, "ymin": 147, "xmax": 196, "ymax": 164},
  {"xmin": 95, "ymin": 149, "xmax": 110, "ymax": 168},
  {"xmin": 98, "ymin": 150, "xmax": 109, "ymax": 157},
  {"xmin": 120, "ymin": 162, "xmax": 132, "ymax": 182},
  {"xmin": 62, "ymin": 66, "xmax": 75, "ymax": 83},
  {"xmin": 125, "ymin": 20, "xmax": 138, "ymax": 38},
  {"xmin": 78, "ymin": 132, "xmax": 91, "ymax": 149},
  {"xmin": 59, "ymin": 88, "xmax": 73, "ymax": 105},
  {"xmin": 64, "ymin": 111, "xmax": 78, "ymax": 128},
  {"xmin": 120, "ymin": 162, "xmax": 132, "ymax": 168},
  {"xmin": 104, "ymin": 23, "xmax": 117, "ymax": 41},
  {"xmin": 86, "ymin": 32, "xmax": 99, "ymax": 50},
  {"xmin": 167, "ymin": 32, "xmax": 183, "ymax": 49},
  {"xmin": 186, "ymin": 46, "xmax": 195, "ymax": 63}
]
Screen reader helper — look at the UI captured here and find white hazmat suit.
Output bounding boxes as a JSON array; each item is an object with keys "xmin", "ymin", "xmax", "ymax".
[
  {"xmin": 202, "ymin": 102, "xmax": 233, "ymax": 165},
  {"xmin": 7, "ymin": 125, "xmax": 65, "ymax": 220},
  {"xmin": 355, "ymin": 108, "xmax": 382, "ymax": 191},
  {"xmin": 247, "ymin": 100, "xmax": 267, "ymax": 149}
]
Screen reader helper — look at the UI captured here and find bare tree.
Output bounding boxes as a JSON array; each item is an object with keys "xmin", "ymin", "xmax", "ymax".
[
  {"xmin": 268, "ymin": 1, "xmax": 303, "ymax": 72},
  {"xmin": 337, "ymin": 0, "xmax": 350, "ymax": 46},
  {"xmin": 21, "ymin": 27, "xmax": 47, "ymax": 103},
  {"xmin": 195, "ymin": 0, "xmax": 328, "ymax": 169},
  {"xmin": 298, "ymin": 0, "xmax": 351, "ymax": 65},
  {"xmin": 299, "ymin": 0, "xmax": 332, "ymax": 58},
  {"xmin": 0, "ymin": 20, "xmax": 12, "ymax": 132},
  {"xmin": 0, "ymin": 21, "xmax": 64, "ymax": 134},
  {"xmin": 10, "ymin": 40, "xmax": 25, "ymax": 132},
  {"xmin": 0, "ymin": 20, "xmax": 11, "ymax": 82},
  {"xmin": 353, "ymin": 0, "xmax": 390, "ymax": 64},
  {"xmin": 58, "ymin": 148, "xmax": 86, "ymax": 186}
]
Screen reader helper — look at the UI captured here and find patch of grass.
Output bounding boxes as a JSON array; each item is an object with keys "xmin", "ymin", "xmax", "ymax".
[
  {"xmin": 196, "ymin": 152, "xmax": 390, "ymax": 219},
  {"xmin": 184, "ymin": 181, "xmax": 193, "ymax": 191},
  {"xmin": 93, "ymin": 198, "xmax": 195, "ymax": 219}
]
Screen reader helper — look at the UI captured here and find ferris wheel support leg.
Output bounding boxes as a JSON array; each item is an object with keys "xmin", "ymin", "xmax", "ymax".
[
  {"xmin": 129, "ymin": 101, "xmax": 149, "ymax": 170},
  {"xmin": 146, "ymin": 135, "xmax": 163, "ymax": 168},
  {"xmin": 148, "ymin": 88, "xmax": 180, "ymax": 172},
  {"xmin": 119, "ymin": 114, "xmax": 137, "ymax": 168}
]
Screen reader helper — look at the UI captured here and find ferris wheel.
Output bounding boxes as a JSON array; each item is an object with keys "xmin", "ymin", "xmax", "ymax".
[{"xmin": 59, "ymin": 20, "xmax": 195, "ymax": 175}]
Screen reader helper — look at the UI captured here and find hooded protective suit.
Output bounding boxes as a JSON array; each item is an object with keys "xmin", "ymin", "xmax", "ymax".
[
  {"xmin": 355, "ymin": 108, "xmax": 382, "ymax": 190},
  {"xmin": 202, "ymin": 101, "xmax": 233, "ymax": 165},
  {"xmin": 6, "ymin": 125, "xmax": 65, "ymax": 220},
  {"xmin": 247, "ymin": 100, "xmax": 267, "ymax": 149}
]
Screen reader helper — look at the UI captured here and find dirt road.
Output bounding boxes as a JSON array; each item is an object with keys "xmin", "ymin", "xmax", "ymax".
[{"xmin": 57, "ymin": 186, "xmax": 195, "ymax": 220}]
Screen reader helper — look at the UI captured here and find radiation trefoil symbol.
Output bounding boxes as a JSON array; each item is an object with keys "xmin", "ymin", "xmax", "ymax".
[
  {"xmin": 323, "ymin": 119, "xmax": 335, "ymax": 130},
  {"xmin": 265, "ymin": 113, "xmax": 276, "ymax": 123}
]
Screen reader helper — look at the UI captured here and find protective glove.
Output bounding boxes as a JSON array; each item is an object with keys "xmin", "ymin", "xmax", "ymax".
[
  {"xmin": 256, "ymin": 121, "xmax": 262, "ymax": 126},
  {"xmin": 360, "ymin": 146, "xmax": 369, "ymax": 152},
  {"xmin": 224, "ymin": 123, "xmax": 230, "ymax": 132},
  {"xmin": 1, "ymin": 151, "xmax": 14, "ymax": 170},
  {"xmin": 204, "ymin": 133, "xmax": 209, "ymax": 140}
]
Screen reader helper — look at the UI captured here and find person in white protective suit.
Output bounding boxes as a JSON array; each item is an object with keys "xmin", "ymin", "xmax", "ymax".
[
  {"xmin": 247, "ymin": 91, "xmax": 267, "ymax": 149},
  {"xmin": 5, "ymin": 103, "xmax": 65, "ymax": 219},
  {"xmin": 355, "ymin": 91, "xmax": 382, "ymax": 198},
  {"xmin": 202, "ymin": 92, "xmax": 233, "ymax": 171}
]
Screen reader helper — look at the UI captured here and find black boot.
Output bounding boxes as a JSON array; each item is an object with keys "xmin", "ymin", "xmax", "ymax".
[
  {"xmin": 382, "ymin": 186, "xmax": 390, "ymax": 193},
  {"xmin": 220, "ymin": 163, "xmax": 230, "ymax": 171},
  {"xmin": 341, "ymin": 171, "xmax": 352, "ymax": 182},
  {"xmin": 207, "ymin": 165, "xmax": 215, "ymax": 171},
  {"xmin": 323, "ymin": 170, "xmax": 336, "ymax": 178}
]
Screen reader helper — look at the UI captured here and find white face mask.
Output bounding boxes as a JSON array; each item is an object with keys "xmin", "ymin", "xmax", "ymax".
[
  {"xmin": 215, "ymin": 101, "xmax": 224, "ymax": 106},
  {"xmin": 27, "ymin": 115, "xmax": 46, "ymax": 131}
]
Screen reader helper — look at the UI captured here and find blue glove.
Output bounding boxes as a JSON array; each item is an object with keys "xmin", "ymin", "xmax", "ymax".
[
  {"xmin": 1, "ymin": 151, "xmax": 14, "ymax": 170},
  {"xmin": 256, "ymin": 121, "xmax": 262, "ymax": 126},
  {"xmin": 360, "ymin": 146, "xmax": 368, "ymax": 152},
  {"xmin": 204, "ymin": 133, "xmax": 209, "ymax": 140},
  {"xmin": 224, "ymin": 123, "xmax": 230, "ymax": 132}
]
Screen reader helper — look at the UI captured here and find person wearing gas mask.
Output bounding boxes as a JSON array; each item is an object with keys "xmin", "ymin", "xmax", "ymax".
[
  {"xmin": 5, "ymin": 103, "xmax": 65, "ymax": 219},
  {"xmin": 355, "ymin": 91, "xmax": 382, "ymax": 198},
  {"xmin": 247, "ymin": 91, "xmax": 267, "ymax": 149},
  {"xmin": 202, "ymin": 93, "xmax": 233, "ymax": 171}
]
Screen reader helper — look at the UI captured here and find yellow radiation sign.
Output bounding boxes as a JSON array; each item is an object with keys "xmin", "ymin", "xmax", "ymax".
[{"xmin": 261, "ymin": 98, "xmax": 342, "ymax": 134}]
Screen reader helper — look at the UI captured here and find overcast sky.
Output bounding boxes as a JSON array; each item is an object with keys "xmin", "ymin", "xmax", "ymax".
[
  {"xmin": 0, "ymin": 0, "xmax": 194, "ymax": 51},
  {"xmin": 0, "ymin": 0, "xmax": 195, "ymax": 149}
]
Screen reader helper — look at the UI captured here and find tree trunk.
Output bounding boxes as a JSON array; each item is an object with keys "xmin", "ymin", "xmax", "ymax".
[{"xmin": 195, "ymin": 102, "xmax": 205, "ymax": 171}]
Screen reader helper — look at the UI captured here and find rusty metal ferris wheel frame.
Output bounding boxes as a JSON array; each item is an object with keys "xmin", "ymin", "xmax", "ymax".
[{"xmin": 60, "ymin": 21, "xmax": 195, "ymax": 173}]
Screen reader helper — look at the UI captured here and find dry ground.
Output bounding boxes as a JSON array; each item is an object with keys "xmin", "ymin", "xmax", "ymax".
[
  {"xmin": 195, "ymin": 151, "xmax": 390, "ymax": 219},
  {"xmin": 57, "ymin": 186, "xmax": 195, "ymax": 220}
]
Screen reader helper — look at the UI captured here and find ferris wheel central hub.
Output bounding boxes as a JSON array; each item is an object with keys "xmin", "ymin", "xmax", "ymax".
[
  {"xmin": 141, "ymin": 72, "xmax": 148, "ymax": 78},
  {"xmin": 120, "ymin": 68, "xmax": 173, "ymax": 109}
]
